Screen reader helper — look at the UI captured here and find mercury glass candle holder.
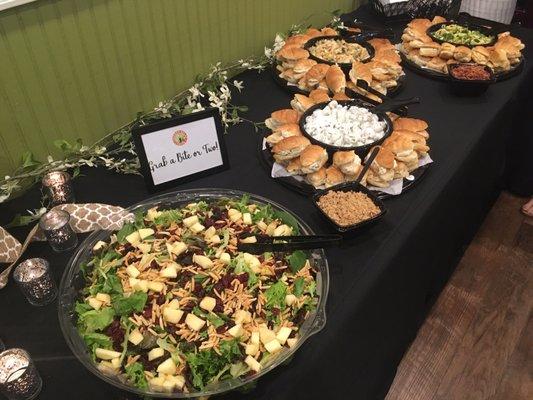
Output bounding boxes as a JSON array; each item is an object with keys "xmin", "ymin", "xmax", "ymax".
[
  {"xmin": 13, "ymin": 258, "xmax": 57, "ymax": 306},
  {"xmin": 42, "ymin": 171, "xmax": 75, "ymax": 205},
  {"xmin": 0, "ymin": 349, "xmax": 42, "ymax": 400},
  {"xmin": 39, "ymin": 210, "xmax": 78, "ymax": 252}
]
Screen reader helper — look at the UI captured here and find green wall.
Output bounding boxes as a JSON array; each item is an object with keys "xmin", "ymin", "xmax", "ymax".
[{"xmin": 0, "ymin": 0, "xmax": 360, "ymax": 175}]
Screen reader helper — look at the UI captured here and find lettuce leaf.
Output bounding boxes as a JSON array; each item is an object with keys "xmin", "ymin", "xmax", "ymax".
[{"xmin": 112, "ymin": 291, "xmax": 148, "ymax": 316}]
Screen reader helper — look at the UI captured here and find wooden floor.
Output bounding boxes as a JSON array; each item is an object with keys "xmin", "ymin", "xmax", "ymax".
[{"xmin": 385, "ymin": 192, "xmax": 533, "ymax": 400}]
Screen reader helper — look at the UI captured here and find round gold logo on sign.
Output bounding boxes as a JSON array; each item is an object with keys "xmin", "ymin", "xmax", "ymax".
[{"xmin": 172, "ymin": 130, "xmax": 188, "ymax": 146}]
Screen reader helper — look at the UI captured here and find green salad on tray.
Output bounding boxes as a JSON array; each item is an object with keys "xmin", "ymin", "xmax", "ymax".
[
  {"xmin": 74, "ymin": 196, "xmax": 319, "ymax": 394},
  {"xmin": 432, "ymin": 24, "xmax": 494, "ymax": 46}
]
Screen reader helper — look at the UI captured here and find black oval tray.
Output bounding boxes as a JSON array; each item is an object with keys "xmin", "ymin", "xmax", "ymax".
[{"xmin": 399, "ymin": 51, "xmax": 524, "ymax": 82}]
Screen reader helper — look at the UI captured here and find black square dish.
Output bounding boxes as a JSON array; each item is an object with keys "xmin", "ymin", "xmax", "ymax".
[
  {"xmin": 313, "ymin": 182, "xmax": 387, "ymax": 233},
  {"xmin": 448, "ymin": 64, "xmax": 495, "ymax": 96}
]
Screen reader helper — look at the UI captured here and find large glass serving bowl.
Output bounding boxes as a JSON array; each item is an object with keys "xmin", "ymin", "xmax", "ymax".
[{"xmin": 58, "ymin": 188, "xmax": 329, "ymax": 398}]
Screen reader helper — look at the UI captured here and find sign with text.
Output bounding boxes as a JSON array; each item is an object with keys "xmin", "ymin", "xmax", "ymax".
[{"xmin": 132, "ymin": 108, "xmax": 229, "ymax": 192}]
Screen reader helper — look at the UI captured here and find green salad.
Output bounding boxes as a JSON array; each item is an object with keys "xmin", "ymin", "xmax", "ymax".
[
  {"xmin": 74, "ymin": 196, "xmax": 319, "ymax": 394},
  {"xmin": 432, "ymin": 24, "xmax": 494, "ymax": 46}
]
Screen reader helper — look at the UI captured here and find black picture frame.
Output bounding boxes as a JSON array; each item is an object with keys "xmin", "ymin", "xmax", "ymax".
[{"xmin": 131, "ymin": 108, "xmax": 230, "ymax": 192}]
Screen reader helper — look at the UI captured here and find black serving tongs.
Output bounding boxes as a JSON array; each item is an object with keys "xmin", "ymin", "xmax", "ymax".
[
  {"xmin": 373, "ymin": 96, "xmax": 420, "ymax": 113},
  {"xmin": 237, "ymin": 234, "xmax": 342, "ymax": 254}
]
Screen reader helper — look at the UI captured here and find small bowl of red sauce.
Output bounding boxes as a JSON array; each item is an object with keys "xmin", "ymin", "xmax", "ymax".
[{"xmin": 448, "ymin": 63, "xmax": 495, "ymax": 96}]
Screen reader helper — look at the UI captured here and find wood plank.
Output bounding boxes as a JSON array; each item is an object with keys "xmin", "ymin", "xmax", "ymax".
[
  {"xmin": 434, "ymin": 247, "xmax": 531, "ymax": 400},
  {"xmin": 475, "ymin": 192, "xmax": 528, "ymax": 251},
  {"xmin": 490, "ymin": 312, "xmax": 533, "ymax": 400},
  {"xmin": 385, "ymin": 243, "xmax": 505, "ymax": 400},
  {"xmin": 386, "ymin": 193, "xmax": 533, "ymax": 400}
]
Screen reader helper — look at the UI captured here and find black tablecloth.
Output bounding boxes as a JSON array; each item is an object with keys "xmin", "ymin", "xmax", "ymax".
[{"xmin": 1, "ymin": 6, "xmax": 532, "ymax": 400}]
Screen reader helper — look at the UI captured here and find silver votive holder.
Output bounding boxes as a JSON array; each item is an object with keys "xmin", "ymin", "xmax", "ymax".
[
  {"xmin": 42, "ymin": 171, "xmax": 75, "ymax": 205},
  {"xmin": 39, "ymin": 210, "xmax": 78, "ymax": 252},
  {"xmin": 13, "ymin": 258, "xmax": 57, "ymax": 306},
  {"xmin": 0, "ymin": 349, "xmax": 42, "ymax": 400}
]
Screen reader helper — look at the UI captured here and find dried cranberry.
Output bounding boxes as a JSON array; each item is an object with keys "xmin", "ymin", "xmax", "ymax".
[
  {"xmin": 181, "ymin": 301, "xmax": 194, "ymax": 312},
  {"xmin": 192, "ymin": 285, "xmax": 205, "ymax": 298},
  {"xmin": 138, "ymin": 352, "xmax": 159, "ymax": 372},
  {"xmin": 203, "ymin": 218, "xmax": 215, "ymax": 228},
  {"xmin": 236, "ymin": 273, "xmax": 249, "ymax": 285},
  {"xmin": 149, "ymin": 260, "xmax": 159, "ymax": 269},
  {"xmin": 294, "ymin": 308, "xmax": 306, "ymax": 326},
  {"xmin": 154, "ymin": 232, "xmax": 167, "ymax": 239},
  {"xmin": 271, "ymin": 308, "xmax": 280, "ymax": 316},
  {"xmin": 226, "ymin": 320, "xmax": 236, "ymax": 329},
  {"xmin": 213, "ymin": 297, "xmax": 224, "ymax": 313},
  {"xmin": 142, "ymin": 306, "xmax": 152, "ymax": 319},
  {"xmin": 216, "ymin": 325, "xmax": 227, "ymax": 334},
  {"xmin": 178, "ymin": 253, "xmax": 193, "ymax": 265},
  {"xmin": 105, "ymin": 319, "xmax": 125, "ymax": 351}
]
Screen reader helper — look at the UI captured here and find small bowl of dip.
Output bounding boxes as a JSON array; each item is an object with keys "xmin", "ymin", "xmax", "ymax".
[{"xmin": 448, "ymin": 63, "xmax": 495, "ymax": 96}]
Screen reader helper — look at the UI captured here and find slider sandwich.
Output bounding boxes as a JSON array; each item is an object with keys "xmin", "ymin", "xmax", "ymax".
[
  {"xmin": 284, "ymin": 34, "xmax": 311, "ymax": 48},
  {"xmin": 471, "ymin": 46, "xmax": 490, "ymax": 65},
  {"xmin": 390, "ymin": 130, "xmax": 430, "ymax": 157},
  {"xmin": 308, "ymin": 89, "xmax": 331, "ymax": 103},
  {"xmin": 392, "ymin": 161, "xmax": 409, "ymax": 179},
  {"xmin": 272, "ymin": 136, "xmax": 310, "ymax": 163},
  {"xmin": 299, "ymin": 145, "xmax": 328, "ymax": 174},
  {"xmin": 439, "ymin": 43, "xmax": 456, "ymax": 60},
  {"xmin": 368, "ymin": 38, "xmax": 396, "ymax": 53},
  {"xmin": 299, "ymin": 64, "xmax": 330, "ymax": 90},
  {"xmin": 293, "ymin": 59, "xmax": 318, "ymax": 78},
  {"xmin": 306, "ymin": 167, "xmax": 327, "ymax": 188},
  {"xmin": 286, "ymin": 158, "xmax": 303, "ymax": 175},
  {"xmin": 407, "ymin": 49, "xmax": 431, "ymax": 67},
  {"xmin": 349, "ymin": 62, "xmax": 373, "ymax": 85},
  {"xmin": 453, "ymin": 46, "xmax": 472, "ymax": 63},
  {"xmin": 418, "ymin": 43, "xmax": 441, "ymax": 58},
  {"xmin": 305, "ymin": 28, "xmax": 323, "ymax": 39},
  {"xmin": 487, "ymin": 48, "xmax": 511, "ymax": 72},
  {"xmin": 383, "ymin": 136, "xmax": 419, "ymax": 172},
  {"xmin": 277, "ymin": 46, "xmax": 310, "ymax": 69},
  {"xmin": 325, "ymin": 166, "xmax": 345, "ymax": 188},
  {"xmin": 393, "ymin": 117, "xmax": 429, "ymax": 139},
  {"xmin": 290, "ymin": 94, "xmax": 315, "ymax": 113},
  {"xmin": 332, "ymin": 150, "xmax": 362, "ymax": 175},
  {"xmin": 265, "ymin": 109, "xmax": 300, "ymax": 130},
  {"xmin": 426, "ymin": 57, "xmax": 448, "ymax": 73},
  {"xmin": 325, "ymin": 65, "xmax": 346, "ymax": 94},
  {"xmin": 265, "ymin": 123, "xmax": 302, "ymax": 145},
  {"xmin": 366, "ymin": 146, "xmax": 396, "ymax": 188}
]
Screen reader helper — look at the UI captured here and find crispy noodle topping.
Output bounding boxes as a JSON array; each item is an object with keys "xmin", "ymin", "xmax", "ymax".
[{"xmin": 75, "ymin": 196, "xmax": 319, "ymax": 393}]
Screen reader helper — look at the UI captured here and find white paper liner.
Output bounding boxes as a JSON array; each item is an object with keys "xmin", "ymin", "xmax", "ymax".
[
  {"xmin": 366, "ymin": 154, "xmax": 433, "ymax": 195},
  {"xmin": 266, "ymin": 136, "xmax": 433, "ymax": 195}
]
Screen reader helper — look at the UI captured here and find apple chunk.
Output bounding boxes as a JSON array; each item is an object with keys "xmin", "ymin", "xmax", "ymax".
[
  {"xmin": 157, "ymin": 358, "xmax": 177, "ymax": 375},
  {"xmin": 95, "ymin": 348, "xmax": 122, "ymax": 360}
]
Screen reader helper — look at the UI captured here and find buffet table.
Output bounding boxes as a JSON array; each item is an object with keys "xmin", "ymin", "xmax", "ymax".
[{"xmin": 1, "ymin": 5, "xmax": 532, "ymax": 400}]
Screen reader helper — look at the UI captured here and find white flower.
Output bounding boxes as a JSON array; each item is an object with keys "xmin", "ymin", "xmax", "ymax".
[
  {"xmin": 187, "ymin": 96, "xmax": 197, "ymax": 108},
  {"xmin": 188, "ymin": 85, "xmax": 203, "ymax": 99},
  {"xmin": 233, "ymin": 80, "xmax": 244, "ymax": 91},
  {"xmin": 4, "ymin": 176, "xmax": 10, "ymax": 180},
  {"xmin": 0, "ymin": 194, "xmax": 9, "ymax": 203},
  {"xmin": 192, "ymin": 103, "xmax": 205, "ymax": 113},
  {"xmin": 47, "ymin": 156, "xmax": 54, "ymax": 163},
  {"xmin": 264, "ymin": 47, "xmax": 274, "ymax": 59},
  {"xmin": 79, "ymin": 145, "xmax": 89, "ymax": 153}
]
